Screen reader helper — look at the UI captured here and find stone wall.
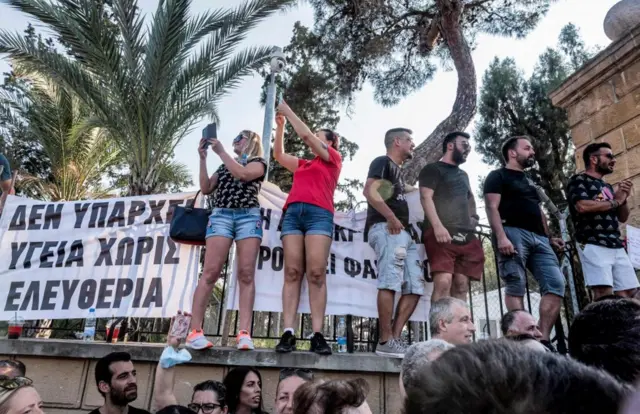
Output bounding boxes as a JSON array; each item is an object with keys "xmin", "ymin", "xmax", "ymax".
[
  {"xmin": 0, "ymin": 339, "xmax": 402, "ymax": 414},
  {"xmin": 550, "ymin": 23, "xmax": 640, "ymax": 228}
]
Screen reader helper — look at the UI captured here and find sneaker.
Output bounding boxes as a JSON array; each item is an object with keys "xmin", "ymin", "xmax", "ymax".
[
  {"xmin": 236, "ymin": 330, "xmax": 255, "ymax": 351},
  {"xmin": 375, "ymin": 338, "xmax": 406, "ymax": 358},
  {"xmin": 310, "ymin": 332, "xmax": 332, "ymax": 355},
  {"xmin": 275, "ymin": 331, "xmax": 297, "ymax": 353},
  {"xmin": 186, "ymin": 329, "xmax": 213, "ymax": 350}
]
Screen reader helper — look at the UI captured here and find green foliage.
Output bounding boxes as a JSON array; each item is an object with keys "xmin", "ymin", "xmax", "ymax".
[
  {"xmin": 306, "ymin": 0, "xmax": 557, "ymax": 106},
  {"xmin": 474, "ymin": 23, "xmax": 599, "ymax": 209},
  {"xmin": 0, "ymin": 0, "xmax": 297, "ymax": 195},
  {"xmin": 261, "ymin": 22, "xmax": 363, "ymax": 211}
]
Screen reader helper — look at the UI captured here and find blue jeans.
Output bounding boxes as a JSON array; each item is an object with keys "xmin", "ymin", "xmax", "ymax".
[
  {"xmin": 280, "ymin": 202, "xmax": 334, "ymax": 238},
  {"xmin": 368, "ymin": 223, "xmax": 424, "ymax": 295},
  {"xmin": 496, "ymin": 226, "xmax": 565, "ymax": 297},
  {"xmin": 205, "ymin": 208, "xmax": 263, "ymax": 241}
]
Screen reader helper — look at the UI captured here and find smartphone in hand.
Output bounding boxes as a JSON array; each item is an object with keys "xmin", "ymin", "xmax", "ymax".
[{"xmin": 202, "ymin": 123, "xmax": 217, "ymax": 149}]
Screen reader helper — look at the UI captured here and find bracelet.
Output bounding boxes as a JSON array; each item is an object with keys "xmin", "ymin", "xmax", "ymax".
[{"xmin": 610, "ymin": 200, "xmax": 620, "ymax": 209}]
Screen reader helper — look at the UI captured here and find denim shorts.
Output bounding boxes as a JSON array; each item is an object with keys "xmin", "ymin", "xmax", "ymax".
[
  {"xmin": 496, "ymin": 226, "xmax": 565, "ymax": 297},
  {"xmin": 205, "ymin": 208, "xmax": 263, "ymax": 241},
  {"xmin": 280, "ymin": 202, "xmax": 334, "ymax": 238},
  {"xmin": 368, "ymin": 222, "xmax": 424, "ymax": 295}
]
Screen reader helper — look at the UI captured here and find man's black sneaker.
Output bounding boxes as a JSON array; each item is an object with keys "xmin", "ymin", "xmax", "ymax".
[
  {"xmin": 310, "ymin": 332, "xmax": 332, "ymax": 355},
  {"xmin": 540, "ymin": 339, "xmax": 557, "ymax": 353},
  {"xmin": 275, "ymin": 331, "xmax": 296, "ymax": 353}
]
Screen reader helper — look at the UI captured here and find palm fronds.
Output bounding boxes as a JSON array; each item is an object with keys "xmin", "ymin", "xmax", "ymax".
[{"xmin": 0, "ymin": 0, "xmax": 297, "ymax": 195}]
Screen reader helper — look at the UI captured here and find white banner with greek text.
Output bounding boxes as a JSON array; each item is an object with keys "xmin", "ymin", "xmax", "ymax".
[{"xmin": 0, "ymin": 193, "xmax": 201, "ymax": 320}]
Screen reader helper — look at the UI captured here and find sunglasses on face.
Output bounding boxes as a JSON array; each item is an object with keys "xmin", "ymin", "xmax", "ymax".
[
  {"xmin": 279, "ymin": 368, "xmax": 314, "ymax": 381},
  {"xmin": 0, "ymin": 375, "xmax": 33, "ymax": 390},
  {"xmin": 233, "ymin": 134, "xmax": 248, "ymax": 144},
  {"xmin": 187, "ymin": 402, "xmax": 222, "ymax": 414},
  {"xmin": 596, "ymin": 153, "xmax": 615, "ymax": 160}
]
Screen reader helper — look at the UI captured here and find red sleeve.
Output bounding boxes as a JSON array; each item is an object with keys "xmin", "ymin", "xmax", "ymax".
[
  {"xmin": 327, "ymin": 146, "xmax": 342, "ymax": 168},
  {"xmin": 297, "ymin": 158, "xmax": 307, "ymax": 168}
]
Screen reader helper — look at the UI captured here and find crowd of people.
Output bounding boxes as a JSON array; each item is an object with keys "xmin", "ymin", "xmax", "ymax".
[
  {"xmin": 2, "ymin": 99, "xmax": 640, "ymax": 413},
  {"xmin": 174, "ymin": 100, "xmax": 640, "ymax": 358},
  {"xmin": 1, "ymin": 295, "xmax": 639, "ymax": 413}
]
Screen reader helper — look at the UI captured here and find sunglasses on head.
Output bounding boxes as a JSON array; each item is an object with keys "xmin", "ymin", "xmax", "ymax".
[
  {"xmin": 279, "ymin": 368, "xmax": 314, "ymax": 381},
  {"xmin": 0, "ymin": 375, "xmax": 33, "ymax": 390},
  {"xmin": 187, "ymin": 402, "xmax": 222, "ymax": 413}
]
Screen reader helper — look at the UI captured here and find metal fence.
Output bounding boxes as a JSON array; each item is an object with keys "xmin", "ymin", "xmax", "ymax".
[{"xmin": 9, "ymin": 225, "xmax": 585, "ymax": 354}]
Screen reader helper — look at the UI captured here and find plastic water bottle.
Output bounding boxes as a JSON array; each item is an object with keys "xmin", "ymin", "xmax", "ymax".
[
  {"xmin": 337, "ymin": 317, "xmax": 347, "ymax": 353},
  {"xmin": 83, "ymin": 308, "xmax": 97, "ymax": 342}
]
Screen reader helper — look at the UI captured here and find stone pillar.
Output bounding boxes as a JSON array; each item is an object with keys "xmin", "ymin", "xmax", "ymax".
[{"xmin": 549, "ymin": 17, "xmax": 640, "ymax": 228}]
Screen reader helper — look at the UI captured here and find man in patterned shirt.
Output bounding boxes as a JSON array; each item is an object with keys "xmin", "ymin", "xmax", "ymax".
[{"xmin": 566, "ymin": 143, "xmax": 639, "ymax": 301}]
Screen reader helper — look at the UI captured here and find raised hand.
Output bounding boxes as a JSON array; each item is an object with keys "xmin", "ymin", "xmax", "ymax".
[
  {"xmin": 209, "ymin": 138, "xmax": 225, "ymax": 155},
  {"xmin": 198, "ymin": 138, "xmax": 208, "ymax": 159}
]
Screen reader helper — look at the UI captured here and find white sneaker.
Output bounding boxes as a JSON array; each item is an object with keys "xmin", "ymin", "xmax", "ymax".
[
  {"xmin": 236, "ymin": 330, "xmax": 255, "ymax": 350},
  {"xmin": 375, "ymin": 338, "xmax": 406, "ymax": 358},
  {"xmin": 186, "ymin": 330, "xmax": 213, "ymax": 350}
]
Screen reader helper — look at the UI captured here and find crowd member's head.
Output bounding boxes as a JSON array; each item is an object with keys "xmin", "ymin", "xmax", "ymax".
[
  {"xmin": 384, "ymin": 128, "xmax": 414, "ymax": 161},
  {"xmin": 0, "ymin": 360, "xmax": 25, "ymax": 378},
  {"xmin": 583, "ymin": 142, "xmax": 615, "ymax": 176},
  {"xmin": 403, "ymin": 340, "xmax": 630, "ymax": 414},
  {"xmin": 233, "ymin": 130, "xmax": 264, "ymax": 158},
  {"xmin": 569, "ymin": 298, "xmax": 640, "ymax": 383},
  {"xmin": 293, "ymin": 378, "xmax": 371, "ymax": 414},
  {"xmin": 223, "ymin": 367, "xmax": 264, "ymax": 414},
  {"xmin": 500, "ymin": 309, "xmax": 543, "ymax": 340},
  {"xmin": 504, "ymin": 334, "xmax": 548, "ymax": 353},
  {"xmin": 429, "ymin": 297, "xmax": 475, "ymax": 345},
  {"xmin": 442, "ymin": 131, "xmax": 471, "ymax": 165},
  {"xmin": 188, "ymin": 380, "xmax": 227, "ymax": 414},
  {"xmin": 400, "ymin": 339, "xmax": 454, "ymax": 398},
  {"xmin": 95, "ymin": 352, "xmax": 140, "ymax": 408},
  {"xmin": 275, "ymin": 369, "xmax": 314, "ymax": 414},
  {"xmin": 501, "ymin": 136, "xmax": 535, "ymax": 169},
  {"xmin": 0, "ymin": 376, "xmax": 43, "ymax": 414}
]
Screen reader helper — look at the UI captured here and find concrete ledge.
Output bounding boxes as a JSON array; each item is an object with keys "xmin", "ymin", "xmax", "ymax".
[{"xmin": 0, "ymin": 339, "xmax": 401, "ymax": 374}]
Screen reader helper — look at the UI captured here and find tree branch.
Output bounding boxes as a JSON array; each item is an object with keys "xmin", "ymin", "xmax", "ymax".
[{"xmin": 402, "ymin": 0, "xmax": 477, "ymax": 184}]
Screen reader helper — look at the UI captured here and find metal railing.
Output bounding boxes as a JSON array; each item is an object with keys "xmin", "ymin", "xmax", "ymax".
[{"xmin": 7, "ymin": 226, "xmax": 584, "ymax": 354}]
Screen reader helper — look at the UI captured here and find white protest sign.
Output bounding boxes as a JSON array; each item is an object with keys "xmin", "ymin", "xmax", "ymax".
[
  {"xmin": 228, "ymin": 182, "xmax": 434, "ymax": 322},
  {"xmin": 625, "ymin": 225, "xmax": 640, "ymax": 269},
  {"xmin": 0, "ymin": 193, "xmax": 201, "ymax": 320}
]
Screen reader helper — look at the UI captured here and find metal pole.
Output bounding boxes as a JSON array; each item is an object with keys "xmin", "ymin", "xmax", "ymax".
[
  {"xmin": 559, "ymin": 209, "xmax": 580, "ymax": 315},
  {"xmin": 262, "ymin": 72, "xmax": 276, "ymax": 181}
]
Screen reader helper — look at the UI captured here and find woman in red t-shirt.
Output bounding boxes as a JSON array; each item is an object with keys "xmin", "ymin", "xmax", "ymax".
[{"xmin": 273, "ymin": 101, "xmax": 342, "ymax": 355}]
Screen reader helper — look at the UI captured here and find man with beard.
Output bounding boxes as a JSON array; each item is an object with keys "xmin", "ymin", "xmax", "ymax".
[
  {"xmin": 566, "ymin": 143, "xmax": 639, "ymax": 301},
  {"xmin": 483, "ymin": 136, "xmax": 565, "ymax": 350},
  {"xmin": 90, "ymin": 352, "xmax": 150, "ymax": 414},
  {"xmin": 419, "ymin": 132, "xmax": 485, "ymax": 302},
  {"xmin": 364, "ymin": 127, "xmax": 421, "ymax": 358}
]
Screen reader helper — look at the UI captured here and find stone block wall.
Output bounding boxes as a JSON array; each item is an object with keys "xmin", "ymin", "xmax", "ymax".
[
  {"xmin": 0, "ymin": 339, "xmax": 402, "ymax": 414},
  {"xmin": 550, "ymin": 24, "xmax": 640, "ymax": 229}
]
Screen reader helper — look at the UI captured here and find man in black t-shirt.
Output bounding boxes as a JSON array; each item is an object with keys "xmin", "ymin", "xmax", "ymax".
[
  {"xmin": 483, "ymin": 136, "xmax": 565, "ymax": 347},
  {"xmin": 364, "ymin": 127, "xmax": 421, "ymax": 358},
  {"xmin": 566, "ymin": 142, "xmax": 639, "ymax": 301},
  {"xmin": 89, "ymin": 352, "xmax": 151, "ymax": 414},
  {"xmin": 419, "ymin": 132, "xmax": 485, "ymax": 303}
]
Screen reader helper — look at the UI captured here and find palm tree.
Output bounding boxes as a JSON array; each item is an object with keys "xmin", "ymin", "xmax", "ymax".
[
  {"xmin": 0, "ymin": 70, "xmax": 120, "ymax": 201},
  {"xmin": 0, "ymin": 0, "xmax": 296, "ymax": 195}
]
